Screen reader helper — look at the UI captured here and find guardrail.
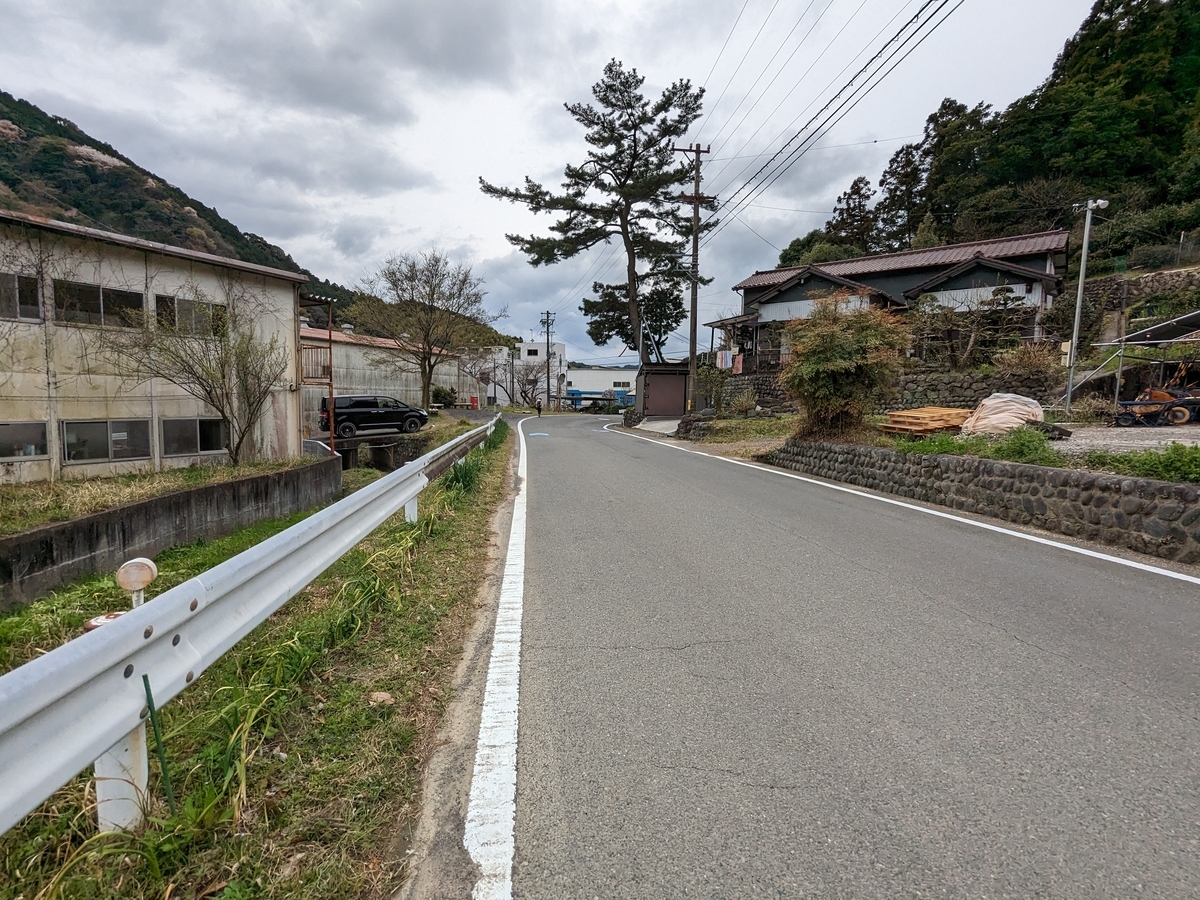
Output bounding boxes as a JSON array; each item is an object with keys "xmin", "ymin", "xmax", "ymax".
[{"xmin": 0, "ymin": 415, "xmax": 500, "ymax": 836}]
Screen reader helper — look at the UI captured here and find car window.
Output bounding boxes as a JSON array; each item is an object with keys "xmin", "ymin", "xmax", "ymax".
[
  {"xmin": 334, "ymin": 397, "xmax": 352, "ymax": 408},
  {"xmin": 350, "ymin": 398, "xmax": 377, "ymax": 410},
  {"xmin": 378, "ymin": 398, "xmax": 400, "ymax": 409}
]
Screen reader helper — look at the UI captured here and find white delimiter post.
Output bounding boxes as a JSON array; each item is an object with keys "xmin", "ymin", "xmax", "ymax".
[{"xmin": 93, "ymin": 558, "xmax": 157, "ymax": 832}]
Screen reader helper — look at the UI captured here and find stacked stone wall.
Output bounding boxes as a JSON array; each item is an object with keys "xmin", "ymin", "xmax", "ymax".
[
  {"xmin": 879, "ymin": 369, "xmax": 1063, "ymax": 413},
  {"xmin": 722, "ymin": 373, "xmax": 789, "ymax": 408},
  {"xmin": 1074, "ymin": 265, "xmax": 1200, "ymax": 310},
  {"xmin": 764, "ymin": 439, "xmax": 1200, "ymax": 564}
]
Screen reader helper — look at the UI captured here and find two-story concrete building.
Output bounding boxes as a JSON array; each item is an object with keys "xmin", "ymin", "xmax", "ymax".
[{"xmin": 0, "ymin": 210, "xmax": 306, "ymax": 482}]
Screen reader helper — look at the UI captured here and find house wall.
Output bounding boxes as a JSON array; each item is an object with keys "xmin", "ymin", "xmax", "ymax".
[{"xmin": 0, "ymin": 223, "xmax": 302, "ymax": 483}]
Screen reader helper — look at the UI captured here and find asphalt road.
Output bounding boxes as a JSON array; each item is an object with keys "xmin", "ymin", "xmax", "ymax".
[{"xmin": 509, "ymin": 415, "xmax": 1200, "ymax": 899}]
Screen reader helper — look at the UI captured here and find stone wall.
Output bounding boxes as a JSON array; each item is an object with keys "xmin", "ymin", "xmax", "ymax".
[
  {"xmin": 879, "ymin": 369, "xmax": 1064, "ymax": 413},
  {"xmin": 1075, "ymin": 265, "xmax": 1200, "ymax": 310},
  {"xmin": 722, "ymin": 373, "xmax": 789, "ymax": 409},
  {"xmin": 0, "ymin": 456, "xmax": 343, "ymax": 610},
  {"xmin": 764, "ymin": 439, "xmax": 1200, "ymax": 564}
]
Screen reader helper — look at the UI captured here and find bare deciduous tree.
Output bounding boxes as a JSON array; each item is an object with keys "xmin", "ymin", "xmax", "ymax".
[
  {"xmin": 512, "ymin": 359, "xmax": 547, "ymax": 406},
  {"xmin": 97, "ymin": 276, "xmax": 289, "ymax": 463},
  {"xmin": 351, "ymin": 250, "xmax": 503, "ymax": 410}
]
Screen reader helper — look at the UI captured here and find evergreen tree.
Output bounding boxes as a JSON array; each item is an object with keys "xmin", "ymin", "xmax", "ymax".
[
  {"xmin": 778, "ymin": 229, "xmax": 827, "ymax": 267},
  {"xmin": 874, "ymin": 143, "xmax": 927, "ymax": 251},
  {"xmin": 825, "ymin": 176, "xmax": 879, "ymax": 251},
  {"xmin": 480, "ymin": 60, "xmax": 707, "ymax": 363}
]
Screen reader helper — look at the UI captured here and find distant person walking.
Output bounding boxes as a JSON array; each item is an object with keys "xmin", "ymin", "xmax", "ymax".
[{"xmin": 536, "ymin": 398, "xmax": 543, "ymax": 418}]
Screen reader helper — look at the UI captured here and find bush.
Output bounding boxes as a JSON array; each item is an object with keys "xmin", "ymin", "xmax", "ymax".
[
  {"xmin": 992, "ymin": 343, "xmax": 1062, "ymax": 378},
  {"xmin": 780, "ymin": 294, "xmax": 909, "ymax": 433},
  {"xmin": 431, "ymin": 385, "xmax": 457, "ymax": 407},
  {"xmin": 727, "ymin": 389, "xmax": 757, "ymax": 417}
]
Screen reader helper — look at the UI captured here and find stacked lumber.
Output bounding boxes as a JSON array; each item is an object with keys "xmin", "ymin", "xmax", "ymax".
[{"xmin": 878, "ymin": 406, "xmax": 972, "ymax": 436}]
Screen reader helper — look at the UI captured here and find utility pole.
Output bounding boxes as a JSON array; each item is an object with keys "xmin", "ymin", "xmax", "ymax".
[
  {"xmin": 1065, "ymin": 197, "xmax": 1108, "ymax": 415},
  {"xmin": 674, "ymin": 143, "xmax": 711, "ymax": 412},
  {"xmin": 541, "ymin": 311, "xmax": 555, "ymax": 411}
]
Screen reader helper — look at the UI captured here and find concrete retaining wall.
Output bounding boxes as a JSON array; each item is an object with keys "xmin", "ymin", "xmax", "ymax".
[
  {"xmin": 0, "ymin": 456, "xmax": 343, "ymax": 609},
  {"xmin": 764, "ymin": 439, "xmax": 1200, "ymax": 564}
]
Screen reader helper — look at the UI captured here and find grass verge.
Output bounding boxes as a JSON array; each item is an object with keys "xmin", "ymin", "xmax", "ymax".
[
  {"xmin": 698, "ymin": 414, "xmax": 803, "ymax": 444},
  {"xmin": 0, "ymin": 419, "xmax": 512, "ymax": 899},
  {"xmin": 890, "ymin": 427, "xmax": 1200, "ymax": 484},
  {"xmin": 0, "ymin": 458, "xmax": 311, "ymax": 539}
]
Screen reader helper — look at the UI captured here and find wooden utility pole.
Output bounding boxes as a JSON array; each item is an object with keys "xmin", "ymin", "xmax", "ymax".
[
  {"xmin": 541, "ymin": 311, "xmax": 555, "ymax": 410},
  {"xmin": 674, "ymin": 143, "xmax": 710, "ymax": 412}
]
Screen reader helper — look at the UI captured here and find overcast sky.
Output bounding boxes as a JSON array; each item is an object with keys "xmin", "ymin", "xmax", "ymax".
[{"xmin": 0, "ymin": 0, "xmax": 1094, "ymax": 363}]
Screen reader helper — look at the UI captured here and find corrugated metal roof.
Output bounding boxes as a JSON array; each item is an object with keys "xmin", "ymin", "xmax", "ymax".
[
  {"xmin": 0, "ymin": 209, "xmax": 309, "ymax": 284},
  {"xmin": 732, "ymin": 230, "xmax": 1068, "ymax": 290}
]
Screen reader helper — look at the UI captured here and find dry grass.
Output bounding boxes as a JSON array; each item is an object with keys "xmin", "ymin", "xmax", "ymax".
[
  {"xmin": 0, "ymin": 458, "xmax": 310, "ymax": 538},
  {"xmin": 0, "ymin": 422, "xmax": 513, "ymax": 898}
]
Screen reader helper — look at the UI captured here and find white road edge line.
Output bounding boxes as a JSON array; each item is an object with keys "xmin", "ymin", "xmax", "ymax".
[
  {"xmin": 464, "ymin": 417, "xmax": 532, "ymax": 900},
  {"xmin": 605, "ymin": 423, "xmax": 1200, "ymax": 587}
]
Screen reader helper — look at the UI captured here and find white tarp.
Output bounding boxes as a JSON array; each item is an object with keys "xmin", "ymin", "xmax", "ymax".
[{"xmin": 961, "ymin": 393, "xmax": 1044, "ymax": 435}]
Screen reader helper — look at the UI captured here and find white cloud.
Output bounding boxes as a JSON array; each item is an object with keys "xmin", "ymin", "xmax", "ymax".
[{"xmin": 0, "ymin": 0, "xmax": 1095, "ymax": 362}]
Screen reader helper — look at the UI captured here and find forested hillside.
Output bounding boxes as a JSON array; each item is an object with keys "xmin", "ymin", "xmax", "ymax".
[
  {"xmin": 781, "ymin": 0, "xmax": 1200, "ymax": 274},
  {"xmin": 0, "ymin": 90, "xmax": 303, "ymax": 272}
]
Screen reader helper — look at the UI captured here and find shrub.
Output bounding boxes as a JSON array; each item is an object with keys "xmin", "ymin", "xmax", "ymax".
[
  {"xmin": 727, "ymin": 389, "xmax": 758, "ymax": 417},
  {"xmin": 780, "ymin": 294, "xmax": 909, "ymax": 433},
  {"xmin": 431, "ymin": 385, "xmax": 457, "ymax": 407},
  {"xmin": 992, "ymin": 343, "xmax": 1063, "ymax": 378},
  {"xmin": 695, "ymin": 365, "xmax": 728, "ymax": 413}
]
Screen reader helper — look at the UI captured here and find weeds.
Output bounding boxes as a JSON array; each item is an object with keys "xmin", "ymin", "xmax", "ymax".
[
  {"xmin": 895, "ymin": 426, "xmax": 1066, "ymax": 467},
  {"xmin": 1, "ymin": 425, "xmax": 513, "ymax": 899},
  {"xmin": 1083, "ymin": 442, "xmax": 1200, "ymax": 484},
  {"xmin": 0, "ymin": 458, "xmax": 309, "ymax": 538}
]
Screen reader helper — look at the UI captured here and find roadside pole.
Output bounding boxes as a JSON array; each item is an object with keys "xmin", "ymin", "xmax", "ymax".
[{"xmin": 674, "ymin": 143, "xmax": 710, "ymax": 412}]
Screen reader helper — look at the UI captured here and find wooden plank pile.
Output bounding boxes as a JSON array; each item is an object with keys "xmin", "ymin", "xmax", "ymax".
[{"xmin": 878, "ymin": 406, "xmax": 973, "ymax": 436}]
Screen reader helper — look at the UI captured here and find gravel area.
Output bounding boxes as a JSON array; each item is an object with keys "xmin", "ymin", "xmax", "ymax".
[{"xmin": 1059, "ymin": 424, "xmax": 1200, "ymax": 453}]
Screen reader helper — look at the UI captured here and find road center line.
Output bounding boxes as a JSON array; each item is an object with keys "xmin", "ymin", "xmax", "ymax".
[
  {"xmin": 606, "ymin": 424, "xmax": 1200, "ymax": 587},
  {"xmin": 464, "ymin": 417, "xmax": 531, "ymax": 900}
]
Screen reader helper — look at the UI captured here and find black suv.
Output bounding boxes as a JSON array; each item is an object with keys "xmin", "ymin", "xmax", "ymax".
[{"xmin": 319, "ymin": 395, "xmax": 428, "ymax": 438}]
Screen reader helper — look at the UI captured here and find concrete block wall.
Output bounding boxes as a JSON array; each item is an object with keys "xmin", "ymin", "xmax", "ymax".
[
  {"xmin": 0, "ymin": 456, "xmax": 342, "ymax": 609},
  {"xmin": 765, "ymin": 439, "xmax": 1200, "ymax": 564}
]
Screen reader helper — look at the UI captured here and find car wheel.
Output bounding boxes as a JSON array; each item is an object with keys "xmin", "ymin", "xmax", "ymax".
[
  {"xmin": 337, "ymin": 421, "xmax": 357, "ymax": 438},
  {"xmin": 403, "ymin": 417, "xmax": 421, "ymax": 433}
]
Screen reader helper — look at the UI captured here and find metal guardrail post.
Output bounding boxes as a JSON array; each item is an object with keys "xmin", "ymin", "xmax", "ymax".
[{"xmin": 91, "ymin": 558, "xmax": 157, "ymax": 832}]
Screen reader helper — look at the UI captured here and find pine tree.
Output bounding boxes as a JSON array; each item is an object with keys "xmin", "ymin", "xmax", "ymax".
[
  {"xmin": 825, "ymin": 176, "xmax": 878, "ymax": 251},
  {"xmin": 874, "ymin": 143, "xmax": 926, "ymax": 251},
  {"xmin": 480, "ymin": 60, "xmax": 707, "ymax": 363}
]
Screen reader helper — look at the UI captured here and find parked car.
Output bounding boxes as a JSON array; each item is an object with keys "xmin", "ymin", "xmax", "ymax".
[{"xmin": 319, "ymin": 395, "xmax": 428, "ymax": 438}]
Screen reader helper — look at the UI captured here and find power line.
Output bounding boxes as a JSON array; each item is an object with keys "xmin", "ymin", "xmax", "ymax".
[
  {"xmin": 710, "ymin": 133, "xmax": 920, "ymax": 161},
  {"xmin": 703, "ymin": 0, "xmax": 963, "ymax": 247},
  {"xmin": 705, "ymin": 0, "xmax": 916, "ymax": 196},
  {"xmin": 694, "ymin": 0, "xmax": 784, "ymax": 141},
  {"xmin": 701, "ymin": 0, "xmax": 753, "ymax": 88},
  {"xmin": 701, "ymin": 0, "xmax": 826, "ymax": 151}
]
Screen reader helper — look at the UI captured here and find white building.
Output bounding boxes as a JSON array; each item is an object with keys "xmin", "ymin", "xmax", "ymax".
[
  {"xmin": 564, "ymin": 365, "xmax": 637, "ymax": 408},
  {"xmin": 0, "ymin": 210, "xmax": 305, "ymax": 483}
]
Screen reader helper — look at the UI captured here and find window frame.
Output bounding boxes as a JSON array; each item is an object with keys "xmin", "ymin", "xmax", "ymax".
[
  {"xmin": 60, "ymin": 419, "xmax": 152, "ymax": 464},
  {"xmin": 0, "ymin": 421, "xmax": 49, "ymax": 460},
  {"xmin": 0, "ymin": 273, "xmax": 42, "ymax": 321},
  {"xmin": 161, "ymin": 417, "xmax": 229, "ymax": 457},
  {"xmin": 53, "ymin": 280, "xmax": 145, "ymax": 327}
]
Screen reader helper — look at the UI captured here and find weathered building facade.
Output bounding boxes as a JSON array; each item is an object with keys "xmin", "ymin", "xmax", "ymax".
[
  {"xmin": 712, "ymin": 231, "xmax": 1070, "ymax": 373},
  {"xmin": 0, "ymin": 211, "xmax": 306, "ymax": 483}
]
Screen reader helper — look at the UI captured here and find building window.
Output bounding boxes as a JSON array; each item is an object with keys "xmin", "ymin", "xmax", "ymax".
[
  {"xmin": 162, "ymin": 418, "xmax": 228, "ymax": 456},
  {"xmin": 61, "ymin": 419, "xmax": 151, "ymax": 462},
  {"xmin": 566, "ymin": 380, "xmax": 572, "ymax": 387},
  {"xmin": 54, "ymin": 281, "xmax": 144, "ymax": 326},
  {"xmin": 613, "ymin": 381, "xmax": 631, "ymax": 388},
  {"xmin": 0, "ymin": 422, "xmax": 48, "ymax": 458},
  {"xmin": 526, "ymin": 348, "xmax": 538, "ymax": 356},
  {"xmin": 0, "ymin": 273, "xmax": 41, "ymax": 320},
  {"xmin": 156, "ymin": 295, "xmax": 222, "ymax": 335}
]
